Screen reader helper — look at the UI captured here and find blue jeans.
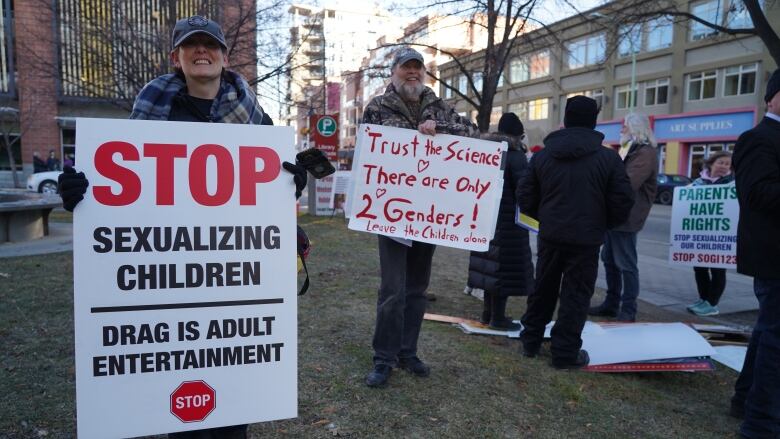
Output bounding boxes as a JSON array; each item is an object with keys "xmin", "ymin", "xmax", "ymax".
[
  {"xmin": 372, "ymin": 236, "xmax": 436, "ymax": 366},
  {"xmin": 600, "ymin": 230, "xmax": 639, "ymax": 320},
  {"xmin": 733, "ymin": 278, "xmax": 780, "ymax": 438}
]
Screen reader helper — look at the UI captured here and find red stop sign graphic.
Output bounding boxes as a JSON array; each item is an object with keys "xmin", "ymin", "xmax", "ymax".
[{"xmin": 170, "ymin": 380, "xmax": 216, "ymax": 422}]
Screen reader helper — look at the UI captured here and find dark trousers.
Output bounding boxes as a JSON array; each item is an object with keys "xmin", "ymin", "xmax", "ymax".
[
  {"xmin": 372, "ymin": 236, "xmax": 436, "ymax": 366},
  {"xmin": 521, "ymin": 239, "xmax": 599, "ymax": 362},
  {"xmin": 732, "ymin": 278, "xmax": 780, "ymax": 438},
  {"xmin": 600, "ymin": 230, "xmax": 639, "ymax": 319},
  {"xmin": 693, "ymin": 266, "xmax": 726, "ymax": 305}
]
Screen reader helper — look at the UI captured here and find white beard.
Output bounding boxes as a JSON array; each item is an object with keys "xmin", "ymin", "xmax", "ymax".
[{"xmin": 392, "ymin": 77, "xmax": 424, "ymax": 101}]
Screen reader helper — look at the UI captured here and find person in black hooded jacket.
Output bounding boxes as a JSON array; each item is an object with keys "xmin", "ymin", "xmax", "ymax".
[
  {"xmin": 517, "ymin": 96, "xmax": 633, "ymax": 369},
  {"xmin": 467, "ymin": 113, "xmax": 533, "ymax": 330}
]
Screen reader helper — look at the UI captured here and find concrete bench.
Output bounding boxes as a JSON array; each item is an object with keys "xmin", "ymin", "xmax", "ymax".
[{"xmin": 0, "ymin": 192, "xmax": 62, "ymax": 243}]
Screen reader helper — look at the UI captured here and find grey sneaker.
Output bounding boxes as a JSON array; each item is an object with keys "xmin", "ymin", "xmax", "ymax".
[
  {"xmin": 686, "ymin": 299, "xmax": 705, "ymax": 311},
  {"xmin": 692, "ymin": 301, "xmax": 719, "ymax": 316}
]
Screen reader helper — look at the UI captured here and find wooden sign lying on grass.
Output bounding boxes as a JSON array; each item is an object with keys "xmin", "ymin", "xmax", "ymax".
[
  {"xmin": 72, "ymin": 119, "xmax": 298, "ymax": 438},
  {"xmin": 346, "ymin": 124, "xmax": 505, "ymax": 251}
]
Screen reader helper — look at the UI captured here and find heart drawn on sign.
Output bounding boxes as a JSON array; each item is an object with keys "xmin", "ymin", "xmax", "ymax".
[
  {"xmin": 376, "ymin": 188, "xmax": 387, "ymax": 198},
  {"xmin": 417, "ymin": 160, "xmax": 430, "ymax": 173}
]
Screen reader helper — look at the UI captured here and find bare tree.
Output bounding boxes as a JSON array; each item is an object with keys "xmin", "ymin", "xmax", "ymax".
[{"xmin": 0, "ymin": 97, "xmax": 39, "ymax": 188}]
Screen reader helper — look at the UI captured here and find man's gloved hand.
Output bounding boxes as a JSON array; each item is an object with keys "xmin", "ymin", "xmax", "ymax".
[
  {"xmin": 58, "ymin": 166, "xmax": 89, "ymax": 212},
  {"xmin": 282, "ymin": 161, "xmax": 307, "ymax": 199}
]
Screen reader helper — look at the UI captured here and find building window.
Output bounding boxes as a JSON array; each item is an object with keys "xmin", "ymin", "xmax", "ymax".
[
  {"xmin": 687, "ymin": 70, "xmax": 717, "ymax": 100},
  {"xmin": 497, "ymin": 72, "xmax": 504, "ymax": 88},
  {"xmin": 615, "ymin": 84, "xmax": 639, "ymax": 110},
  {"xmin": 490, "ymin": 106, "xmax": 502, "ymax": 127},
  {"xmin": 510, "ymin": 57, "xmax": 529, "ymax": 83},
  {"xmin": 646, "ymin": 17, "xmax": 674, "ymax": 51},
  {"xmin": 567, "ymin": 89, "xmax": 604, "ymax": 111},
  {"xmin": 529, "ymin": 50, "xmax": 551, "ymax": 79},
  {"xmin": 690, "ymin": 0, "xmax": 720, "ymax": 40},
  {"xmin": 566, "ymin": 34, "xmax": 605, "ymax": 69},
  {"xmin": 458, "ymin": 74, "xmax": 468, "ymax": 94},
  {"xmin": 443, "ymin": 78, "xmax": 453, "ymax": 98},
  {"xmin": 507, "ymin": 102, "xmax": 527, "ymax": 121},
  {"xmin": 618, "ymin": 24, "xmax": 642, "ymax": 58},
  {"xmin": 473, "ymin": 71, "xmax": 483, "ymax": 92},
  {"xmin": 724, "ymin": 63, "xmax": 757, "ymax": 96},
  {"xmin": 528, "ymin": 98, "xmax": 549, "ymax": 120},
  {"xmin": 644, "ymin": 78, "xmax": 670, "ymax": 106}
]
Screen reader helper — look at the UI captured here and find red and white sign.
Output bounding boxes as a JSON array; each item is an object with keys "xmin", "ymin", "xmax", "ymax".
[
  {"xmin": 346, "ymin": 124, "xmax": 505, "ymax": 251},
  {"xmin": 73, "ymin": 118, "xmax": 298, "ymax": 438},
  {"xmin": 171, "ymin": 381, "xmax": 216, "ymax": 422}
]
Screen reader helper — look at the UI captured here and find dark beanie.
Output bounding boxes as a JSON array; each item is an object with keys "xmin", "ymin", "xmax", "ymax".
[
  {"xmin": 498, "ymin": 112, "xmax": 524, "ymax": 136},
  {"xmin": 564, "ymin": 95, "xmax": 599, "ymax": 129},
  {"xmin": 765, "ymin": 69, "xmax": 780, "ymax": 103}
]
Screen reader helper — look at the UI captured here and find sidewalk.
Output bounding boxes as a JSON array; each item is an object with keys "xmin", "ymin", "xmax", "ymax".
[
  {"xmin": 529, "ymin": 239, "xmax": 758, "ymax": 316},
  {"xmin": 0, "ymin": 222, "xmax": 73, "ymax": 258}
]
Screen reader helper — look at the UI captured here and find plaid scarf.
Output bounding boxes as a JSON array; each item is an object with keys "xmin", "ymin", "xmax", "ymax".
[{"xmin": 130, "ymin": 70, "xmax": 264, "ymax": 124}]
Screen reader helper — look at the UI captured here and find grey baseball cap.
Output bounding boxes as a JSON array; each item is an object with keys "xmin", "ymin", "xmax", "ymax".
[
  {"xmin": 171, "ymin": 15, "xmax": 227, "ymax": 50},
  {"xmin": 391, "ymin": 47, "xmax": 424, "ymax": 69}
]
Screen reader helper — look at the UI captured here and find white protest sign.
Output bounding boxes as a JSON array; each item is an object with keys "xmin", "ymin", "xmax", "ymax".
[
  {"xmin": 347, "ymin": 124, "xmax": 505, "ymax": 251},
  {"xmin": 73, "ymin": 118, "xmax": 297, "ymax": 438},
  {"xmin": 669, "ymin": 183, "xmax": 739, "ymax": 268}
]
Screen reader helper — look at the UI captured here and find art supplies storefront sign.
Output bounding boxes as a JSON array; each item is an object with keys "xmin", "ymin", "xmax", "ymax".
[
  {"xmin": 669, "ymin": 183, "xmax": 739, "ymax": 269},
  {"xmin": 73, "ymin": 119, "xmax": 297, "ymax": 438},
  {"xmin": 347, "ymin": 124, "xmax": 505, "ymax": 251}
]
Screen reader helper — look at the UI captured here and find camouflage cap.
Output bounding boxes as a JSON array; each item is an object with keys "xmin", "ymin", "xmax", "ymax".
[{"xmin": 391, "ymin": 47, "xmax": 424, "ymax": 69}]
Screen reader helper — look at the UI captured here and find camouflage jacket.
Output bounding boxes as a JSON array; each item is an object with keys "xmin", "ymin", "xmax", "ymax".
[{"xmin": 361, "ymin": 84, "xmax": 478, "ymax": 137}]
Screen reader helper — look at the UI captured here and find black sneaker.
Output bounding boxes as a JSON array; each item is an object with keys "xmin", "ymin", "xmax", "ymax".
[
  {"xmin": 521, "ymin": 343, "xmax": 540, "ymax": 358},
  {"xmin": 398, "ymin": 356, "xmax": 431, "ymax": 377},
  {"xmin": 365, "ymin": 364, "xmax": 392, "ymax": 388},
  {"xmin": 588, "ymin": 304, "xmax": 618, "ymax": 318},
  {"xmin": 552, "ymin": 349, "xmax": 590, "ymax": 370},
  {"xmin": 489, "ymin": 318, "xmax": 522, "ymax": 331}
]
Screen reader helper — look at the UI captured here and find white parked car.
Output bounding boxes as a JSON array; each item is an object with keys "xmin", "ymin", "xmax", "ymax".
[{"xmin": 26, "ymin": 170, "xmax": 61, "ymax": 195}]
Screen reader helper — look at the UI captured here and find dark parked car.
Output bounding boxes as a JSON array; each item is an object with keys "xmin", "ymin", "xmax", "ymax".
[{"xmin": 655, "ymin": 173, "xmax": 692, "ymax": 205}]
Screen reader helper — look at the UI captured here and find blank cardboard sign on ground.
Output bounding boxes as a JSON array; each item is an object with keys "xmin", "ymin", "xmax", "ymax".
[{"xmin": 583, "ymin": 322, "xmax": 716, "ymax": 366}]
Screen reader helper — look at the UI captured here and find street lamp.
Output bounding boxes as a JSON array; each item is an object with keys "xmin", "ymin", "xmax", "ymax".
[{"xmin": 590, "ymin": 12, "xmax": 637, "ymax": 110}]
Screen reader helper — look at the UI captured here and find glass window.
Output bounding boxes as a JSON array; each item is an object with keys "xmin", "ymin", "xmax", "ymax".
[
  {"xmin": 510, "ymin": 57, "xmax": 529, "ymax": 83},
  {"xmin": 644, "ymin": 78, "xmax": 670, "ymax": 106},
  {"xmin": 527, "ymin": 98, "xmax": 549, "ymax": 120},
  {"xmin": 490, "ymin": 106, "xmax": 502, "ymax": 127},
  {"xmin": 444, "ymin": 78, "xmax": 452, "ymax": 98},
  {"xmin": 473, "ymin": 71, "xmax": 483, "ymax": 92},
  {"xmin": 566, "ymin": 34, "xmax": 605, "ymax": 69},
  {"xmin": 690, "ymin": 0, "xmax": 720, "ymax": 40},
  {"xmin": 724, "ymin": 63, "xmax": 757, "ymax": 96},
  {"xmin": 497, "ymin": 72, "xmax": 504, "ymax": 88},
  {"xmin": 618, "ymin": 24, "xmax": 641, "ymax": 58},
  {"xmin": 727, "ymin": 0, "xmax": 762, "ymax": 28},
  {"xmin": 529, "ymin": 50, "xmax": 550, "ymax": 79},
  {"xmin": 458, "ymin": 74, "xmax": 467, "ymax": 94},
  {"xmin": 508, "ymin": 102, "xmax": 528, "ymax": 121},
  {"xmin": 566, "ymin": 89, "xmax": 604, "ymax": 111},
  {"xmin": 687, "ymin": 70, "xmax": 717, "ymax": 100},
  {"xmin": 646, "ymin": 17, "xmax": 674, "ymax": 51},
  {"xmin": 615, "ymin": 84, "xmax": 639, "ymax": 110}
]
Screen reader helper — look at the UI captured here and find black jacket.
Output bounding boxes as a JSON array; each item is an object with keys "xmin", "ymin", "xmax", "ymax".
[
  {"xmin": 733, "ymin": 116, "xmax": 780, "ymax": 279},
  {"xmin": 468, "ymin": 133, "xmax": 533, "ymax": 297},
  {"xmin": 517, "ymin": 127, "xmax": 634, "ymax": 247}
]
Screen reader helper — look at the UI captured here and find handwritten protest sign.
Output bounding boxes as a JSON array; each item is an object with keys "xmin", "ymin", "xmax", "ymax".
[
  {"xmin": 73, "ymin": 119, "xmax": 297, "ymax": 438},
  {"xmin": 346, "ymin": 124, "xmax": 505, "ymax": 251},
  {"xmin": 669, "ymin": 183, "xmax": 739, "ymax": 269}
]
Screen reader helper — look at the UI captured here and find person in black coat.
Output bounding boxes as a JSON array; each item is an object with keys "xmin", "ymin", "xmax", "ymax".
[
  {"xmin": 517, "ymin": 96, "xmax": 633, "ymax": 369},
  {"xmin": 730, "ymin": 68, "xmax": 780, "ymax": 438},
  {"xmin": 467, "ymin": 113, "xmax": 534, "ymax": 330}
]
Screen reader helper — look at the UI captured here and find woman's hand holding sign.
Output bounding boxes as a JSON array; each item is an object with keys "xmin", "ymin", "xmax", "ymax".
[{"xmin": 418, "ymin": 120, "xmax": 437, "ymax": 136}]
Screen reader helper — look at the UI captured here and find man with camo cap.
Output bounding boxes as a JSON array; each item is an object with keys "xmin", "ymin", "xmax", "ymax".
[{"xmin": 361, "ymin": 46, "xmax": 478, "ymax": 388}]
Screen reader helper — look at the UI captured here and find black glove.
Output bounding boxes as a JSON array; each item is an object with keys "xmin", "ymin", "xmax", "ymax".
[
  {"xmin": 283, "ymin": 161, "xmax": 307, "ymax": 199},
  {"xmin": 58, "ymin": 166, "xmax": 89, "ymax": 212}
]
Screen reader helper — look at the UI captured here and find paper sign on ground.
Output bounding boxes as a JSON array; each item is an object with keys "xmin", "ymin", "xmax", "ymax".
[
  {"xmin": 314, "ymin": 163, "xmax": 338, "ymax": 215},
  {"xmin": 73, "ymin": 119, "xmax": 297, "ymax": 438},
  {"xmin": 347, "ymin": 124, "xmax": 506, "ymax": 251},
  {"xmin": 712, "ymin": 345, "xmax": 747, "ymax": 372},
  {"xmin": 669, "ymin": 183, "xmax": 739, "ymax": 268},
  {"xmin": 581, "ymin": 322, "xmax": 716, "ymax": 366}
]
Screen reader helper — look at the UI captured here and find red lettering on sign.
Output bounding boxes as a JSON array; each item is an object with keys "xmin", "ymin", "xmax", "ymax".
[
  {"xmin": 93, "ymin": 141, "xmax": 141, "ymax": 206},
  {"xmin": 239, "ymin": 146, "xmax": 281, "ymax": 205},
  {"xmin": 189, "ymin": 144, "xmax": 234, "ymax": 206},
  {"xmin": 143, "ymin": 143, "xmax": 187, "ymax": 205}
]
